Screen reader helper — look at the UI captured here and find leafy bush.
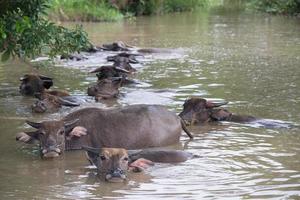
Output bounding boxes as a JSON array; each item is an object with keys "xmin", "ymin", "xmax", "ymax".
[
  {"xmin": 121, "ymin": 0, "xmax": 207, "ymax": 16},
  {"xmin": 163, "ymin": 0, "xmax": 208, "ymax": 13},
  {"xmin": 246, "ymin": 0, "xmax": 300, "ymax": 15},
  {"xmin": 0, "ymin": 0, "xmax": 91, "ymax": 61},
  {"xmin": 50, "ymin": 0, "xmax": 123, "ymax": 21}
]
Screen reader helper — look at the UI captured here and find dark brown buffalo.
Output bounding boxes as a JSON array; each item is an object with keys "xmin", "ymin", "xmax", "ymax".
[
  {"xmin": 179, "ymin": 97, "xmax": 256, "ymax": 125},
  {"xmin": 87, "ymin": 78, "xmax": 123, "ymax": 101},
  {"xmin": 90, "ymin": 65, "xmax": 130, "ymax": 80},
  {"xmin": 107, "ymin": 52, "xmax": 141, "ymax": 64},
  {"xmin": 101, "ymin": 41, "xmax": 175, "ymax": 54},
  {"xmin": 19, "ymin": 74, "xmax": 69, "ymax": 97},
  {"xmin": 112, "ymin": 57, "xmax": 137, "ymax": 73},
  {"xmin": 16, "ymin": 105, "xmax": 193, "ymax": 158},
  {"xmin": 32, "ymin": 93, "xmax": 79, "ymax": 113},
  {"xmin": 60, "ymin": 54, "xmax": 87, "ymax": 61},
  {"xmin": 82, "ymin": 45, "xmax": 101, "ymax": 53},
  {"xmin": 101, "ymin": 41, "xmax": 133, "ymax": 51},
  {"xmin": 83, "ymin": 146, "xmax": 193, "ymax": 182},
  {"xmin": 137, "ymin": 48, "xmax": 174, "ymax": 54}
]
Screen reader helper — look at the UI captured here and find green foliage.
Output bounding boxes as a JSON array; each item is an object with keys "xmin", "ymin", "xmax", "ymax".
[
  {"xmin": 121, "ymin": 0, "xmax": 208, "ymax": 16},
  {"xmin": 48, "ymin": 0, "xmax": 208, "ymax": 20},
  {"xmin": 123, "ymin": 0, "xmax": 163, "ymax": 15},
  {"xmin": 246, "ymin": 0, "xmax": 300, "ymax": 15},
  {"xmin": 163, "ymin": 0, "xmax": 208, "ymax": 13},
  {"xmin": 0, "ymin": 0, "xmax": 91, "ymax": 61},
  {"xmin": 49, "ymin": 0, "xmax": 123, "ymax": 21}
]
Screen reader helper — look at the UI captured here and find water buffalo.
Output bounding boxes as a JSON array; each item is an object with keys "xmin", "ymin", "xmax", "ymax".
[
  {"xmin": 90, "ymin": 65, "xmax": 130, "ymax": 81},
  {"xmin": 179, "ymin": 97, "xmax": 257, "ymax": 125},
  {"xmin": 107, "ymin": 52, "xmax": 141, "ymax": 64},
  {"xmin": 32, "ymin": 93, "xmax": 79, "ymax": 113},
  {"xmin": 60, "ymin": 53, "xmax": 87, "ymax": 61},
  {"xmin": 87, "ymin": 78, "xmax": 123, "ymax": 101},
  {"xmin": 82, "ymin": 45, "xmax": 101, "ymax": 53},
  {"xmin": 16, "ymin": 105, "xmax": 193, "ymax": 158},
  {"xmin": 83, "ymin": 146, "xmax": 193, "ymax": 182},
  {"xmin": 179, "ymin": 97, "xmax": 296, "ymax": 128},
  {"xmin": 19, "ymin": 74, "xmax": 69, "ymax": 97},
  {"xmin": 112, "ymin": 57, "xmax": 137, "ymax": 73},
  {"xmin": 101, "ymin": 41, "xmax": 133, "ymax": 51},
  {"xmin": 101, "ymin": 41, "xmax": 176, "ymax": 54}
]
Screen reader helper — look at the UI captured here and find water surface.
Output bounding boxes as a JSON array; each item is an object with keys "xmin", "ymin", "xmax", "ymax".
[{"xmin": 0, "ymin": 8, "xmax": 300, "ymax": 199}]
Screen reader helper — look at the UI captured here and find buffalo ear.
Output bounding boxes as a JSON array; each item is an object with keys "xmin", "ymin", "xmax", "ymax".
[
  {"xmin": 20, "ymin": 75, "xmax": 29, "ymax": 81},
  {"xmin": 39, "ymin": 75, "xmax": 53, "ymax": 89},
  {"xmin": 42, "ymin": 80, "xmax": 53, "ymax": 89},
  {"xmin": 82, "ymin": 146, "xmax": 101, "ymax": 166},
  {"xmin": 66, "ymin": 126, "xmax": 87, "ymax": 140},
  {"xmin": 16, "ymin": 131, "xmax": 39, "ymax": 144}
]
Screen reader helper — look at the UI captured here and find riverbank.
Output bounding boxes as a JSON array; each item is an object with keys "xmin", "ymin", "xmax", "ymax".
[
  {"xmin": 48, "ymin": 0, "xmax": 300, "ymax": 22},
  {"xmin": 48, "ymin": 0, "xmax": 208, "ymax": 22}
]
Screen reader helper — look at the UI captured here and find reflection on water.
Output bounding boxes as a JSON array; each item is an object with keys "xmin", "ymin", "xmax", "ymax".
[{"xmin": 1, "ymin": 8, "xmax": 300, "ymax": 199}]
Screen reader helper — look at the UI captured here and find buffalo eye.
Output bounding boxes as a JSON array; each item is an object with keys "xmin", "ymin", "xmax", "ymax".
[
  {"xmin": 58, "ymin": 129, "xmax": 64, "ymax": 135},
  {"xmin": 100, "ymin": 155, "xmax": 106, "ymax": 161},
  {"xmin": 39, "ymin": 130, "xmax": 46, "ymax": 136}
]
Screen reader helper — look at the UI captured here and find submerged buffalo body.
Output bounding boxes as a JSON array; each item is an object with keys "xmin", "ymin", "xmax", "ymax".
[
  {"xmin": 32, "ymin": 93, "xmax": 79, "ymax": 113},
  {"xmin": 17, "ymin": 105, "xmax": 193, "ymax": 158},
  {"xmin": 179, "ymin": 97, "xmax": 295, "ymax": 128},
  {"xmin": 179, "ymin": 97, "xmax": 256, "ymax": 125}
]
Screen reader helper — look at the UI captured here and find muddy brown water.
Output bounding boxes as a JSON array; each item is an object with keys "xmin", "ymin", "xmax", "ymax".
[{"xmin": 1, "ymin": 9, "xmax": 300, "ymax": 199}]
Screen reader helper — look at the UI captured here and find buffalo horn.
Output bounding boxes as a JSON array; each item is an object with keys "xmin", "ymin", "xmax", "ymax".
[
  {"xmin": 90, "ymin": 67, "xmax": 104, "ymax": 73},
  {"xmin": 38, "ymin": 75, "xmax": 53, "ymax": 81},
  {"xmin": 205, "ymin": 101, "xmax": 228, "ymax": 108},
  {"xmin": 26, "ymin": 120, "xmax": 41, "ymax": 129},
  {"xmin": 114, "ymin": 67, "xmax": 130, "ymax": 73},
  {"xmin": 81, "ymin": 145, "xmax": 100, "ymax": 154},
  {"xmin": 111, "ymin": 77, "xmax": 123, "ymax": 82},
  {"xmin": 58, "ymin": 97, "xmax": 80, "ymax": 107}
]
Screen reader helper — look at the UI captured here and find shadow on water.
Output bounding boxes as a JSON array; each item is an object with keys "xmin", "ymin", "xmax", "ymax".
[{"xmin": 1, "ymin": 6, "xmax": 300, "ymax": 200}]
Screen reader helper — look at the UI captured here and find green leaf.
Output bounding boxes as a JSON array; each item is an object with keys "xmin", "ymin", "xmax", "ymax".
[{"xmin": 1, "ymin": 50, "xmax": 10, "ymax": 62}]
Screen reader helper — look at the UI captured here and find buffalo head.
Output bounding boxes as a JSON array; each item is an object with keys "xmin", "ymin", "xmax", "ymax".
[
  {"xmin": 90, "ymin": 65, "xmax": 129, "ymax": 81},
  {"xmin": 87, "ymin": 78, "xmax": 123, "ymax": 101},
  {"xmin": 16, "ymin": 119, "xmax": 87, "ymax": 158},
  {"xmin": 83, "ymin": 146, "xmax": 157, "ymax": 182},
  {"xmin": 107, "ymin": 52, "xmax": 140, "ymax": 64},
  {"xmin": 179, "ymin": 97, "xmax": 228, "ymax": 125},
  {"xmin": 112, "ymin": 57, "xmax": 137, "ymax": 73},
  {"xmin": 19, "ymin": 74, "xmax": 53, "ymax": 96},
  {"xmin": 101, "ymin": 41, "xmax": 132, "ymax": 51},
  {"xmin": 83, "ymin": 146, "xmax": 130, "ymax": 182}
]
